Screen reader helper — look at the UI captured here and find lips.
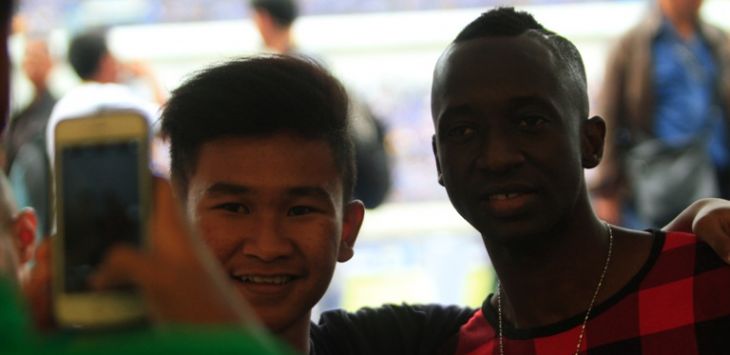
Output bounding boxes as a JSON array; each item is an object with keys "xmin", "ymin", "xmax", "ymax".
[
  {"xmin": 229, "ymin": 268, "xmax": 303, "ymax": 296},
  {"xmin": 487, "ymin": 192, "xmax": 523, "ymax": 200},
  {"xmin": 478, "ymin": 184, "xmax": 538, "ymax": 217},
  {"xmin": 233, "ymin": 275, "xmax": 296, "ymax": 285}
]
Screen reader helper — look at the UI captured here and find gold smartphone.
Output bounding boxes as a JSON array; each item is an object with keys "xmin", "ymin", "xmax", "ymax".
[{"xmin": 52, "ymin": 110, "xmax": 151, "ymax": 329}]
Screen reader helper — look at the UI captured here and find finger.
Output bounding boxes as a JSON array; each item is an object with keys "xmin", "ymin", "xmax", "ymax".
[
  {"xmin": 22, "ymin": 239, "xmax": 55, "ymax": 330},
  {"xmin": 89, "ymin": 245, "xmax": 156, "ymax": 290},
  {"xmin": 693, "ymin": 216, "xmax": 730, "ymax": 264}
]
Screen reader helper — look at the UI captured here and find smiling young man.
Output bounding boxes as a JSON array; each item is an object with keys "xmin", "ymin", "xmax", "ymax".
[
  {"xmin": 430, "ymin": 8, "xmax": 730, "ymax": 354},
  {"xmin": 159, "ymin": 56, "xmax": 365, "ymax": 353}
]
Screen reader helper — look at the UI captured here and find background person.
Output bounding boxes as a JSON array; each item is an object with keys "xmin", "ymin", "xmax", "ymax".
[
  {"xmin": 594, "ymin": 0, "xmax": 730, "ymax": 228},
  {"xmin": 44, "ymin": 28, "xmax": 167, "ymax": 167},
  {"xmin": 3, "ymin": 36, "xmax": 56, "ymax": 242}
]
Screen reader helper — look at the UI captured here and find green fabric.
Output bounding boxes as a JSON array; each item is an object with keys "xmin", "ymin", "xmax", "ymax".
[
  {"xmin": 47, "ymin": 326, "xmax": 294, "ymax": 355},
  {"xmin": 0, "ymin": 277, "xmax": 294, "ymax": 355},
  {"xmin": 0, "ymin": 277, "xmax": 37, "ymax": 353}
]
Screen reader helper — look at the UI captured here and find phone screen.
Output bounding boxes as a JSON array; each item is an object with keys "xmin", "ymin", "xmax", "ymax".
[{"xmin": 60, "ymin": 141, "xmax": 141, "ymax": 293}]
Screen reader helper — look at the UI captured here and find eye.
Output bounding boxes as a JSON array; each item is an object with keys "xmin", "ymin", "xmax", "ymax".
[
  {"xmin": 518, "ymin": 115, "xmax": 548, "ymax": 130},
  {"xmin": 287, "ymin": 205, "xmax": 317, "ymax": 216},
  {"xmin": 445, "ymin": 125, "xmax": 477, "ymax": 141},
  {"xmin": 214, "ymin": 203, "xmax": 250, "ymax": 214}
]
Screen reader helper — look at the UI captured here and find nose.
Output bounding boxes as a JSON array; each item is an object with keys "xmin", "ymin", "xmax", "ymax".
[
  {"xmin": 475, "ymin": 128, "xmax": 524, "ymax": 173},
  {"xmin": 242, "ymin": 214, "xmax": 295, "ymax": 262}
]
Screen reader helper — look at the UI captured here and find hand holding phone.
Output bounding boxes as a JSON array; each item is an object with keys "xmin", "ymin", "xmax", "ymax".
[{"xmin": 52, "ymin": 110, "xmax": 151, "ymax": 328}]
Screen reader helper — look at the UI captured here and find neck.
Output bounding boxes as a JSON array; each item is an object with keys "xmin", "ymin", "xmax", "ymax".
[
  {"xmin": 660, "ymin": 3, "xmax": 698, "ymax": 39},
  {"xmin": 265, "ymin": 29, "xmax": 294, "ymax": 54},
  {"xmin": 671, "ymin": 19, "xmax": 697, "ymax": 40},
  {"xmin": 32, "ymin": 83, "xmax": 48, "ymax": 97},
  {"xmin": 276, "ymin": 312, "xmax": 311, "ymax": 354},
  {"xmin": 486, "ymin": 205, "xmax": 610, "ymax": 328}
]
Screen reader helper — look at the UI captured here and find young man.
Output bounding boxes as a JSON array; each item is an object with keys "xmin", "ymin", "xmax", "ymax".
[
  {"xmin": 159, "ymin": 55, "xmax": 364, "ymax": 353},
  {"xmin": 430, "ymin": 8, "xmax": 730, "ymax": 353}
]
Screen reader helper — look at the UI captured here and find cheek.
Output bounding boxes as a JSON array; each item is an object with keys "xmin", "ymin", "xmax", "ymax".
[
  {"xmin": 293, "ymin": 219, "xmax": 341, "ymax": 264},
  {"xmin": 195, "ymin": 214, "xmax": 239, "ymax": 262}
]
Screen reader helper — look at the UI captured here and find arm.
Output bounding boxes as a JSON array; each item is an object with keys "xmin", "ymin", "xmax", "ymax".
[{"xmin": 663, "ymin": 198, "xmax": 730, "ymax": 263}]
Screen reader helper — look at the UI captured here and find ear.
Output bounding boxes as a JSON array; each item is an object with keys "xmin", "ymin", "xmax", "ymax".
[
  {"xmin": 432, "ymin": 135, "xmax": 444, "ymax": 186},
  {"xmin": 13, "ymin": 207, "xmax": 38, "ymax": 264},
  {"xmin": 580, "ymin": 116, "xmax": 606, "ymax": 169},
  {"xmin": 337, "ymin": 200, "xmax": 365, "ymax": 262}
]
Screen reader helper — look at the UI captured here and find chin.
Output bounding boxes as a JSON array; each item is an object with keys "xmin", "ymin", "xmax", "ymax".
[
  {"xmin": 478, "ymin": 217, "xmax": 548, "ymax": 245},
  {"xmin": 256, "ymin": 307, "xmax": 301, "ymax": 334}
]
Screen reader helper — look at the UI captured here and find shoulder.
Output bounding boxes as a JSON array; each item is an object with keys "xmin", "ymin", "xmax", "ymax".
[
  {"xmin": 699, "ymin": 20, "xmax": 730, "ymax": 49},
  {"xmin": 641, "ymin": 231, "xmax": 730, "ymax": 301},
  {"xmin": 632, "ymin": 231, "xmax": 730, "ymax": 351},
  {"xmin": 313, "ymin": 304, "xmax": 475, "ymax": 355},
  {"xmin": 317, "ymin": 304, "xmax": 474, "ymax": 328}
]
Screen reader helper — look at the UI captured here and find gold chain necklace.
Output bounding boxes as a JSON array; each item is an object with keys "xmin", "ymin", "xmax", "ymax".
[{"xmin": 496, "ymin": 223, "xmax": 614, "ymax": 355}]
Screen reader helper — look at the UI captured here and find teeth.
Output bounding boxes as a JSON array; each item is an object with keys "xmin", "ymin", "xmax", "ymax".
[{"xmin": 237, "ymin": 275, "xmax": 292, "ymax": 285}]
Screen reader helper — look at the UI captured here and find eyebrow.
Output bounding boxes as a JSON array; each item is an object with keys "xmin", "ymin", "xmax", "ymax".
[
  {"xmin": 205, "ymin": 182, "xmax": 332, "ymax": 200},
  {"xmin": 205, "ymin": 182, "xmax": 252, "ymax": 197},
  {"xmin": 287, "ymin": 186, "xmax": 333, "ymax": 201},
  {"xmin": 438, "ymin": 104, "xmax": 478, "ymax": 123}
]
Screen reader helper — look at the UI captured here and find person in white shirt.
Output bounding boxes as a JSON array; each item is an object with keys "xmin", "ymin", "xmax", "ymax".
[{"xmin": 45, "ymin": 29, "xmax": 166, "ymax": 167}]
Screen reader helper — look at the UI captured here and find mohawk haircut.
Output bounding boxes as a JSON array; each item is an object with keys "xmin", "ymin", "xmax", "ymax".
[{"xmin": 454, "ymin": 7, "xmax": 589, "ymax": 117}]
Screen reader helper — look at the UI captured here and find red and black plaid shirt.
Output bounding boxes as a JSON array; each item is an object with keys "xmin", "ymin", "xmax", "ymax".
[{"xmin": 454, "ymin": 231, "xmax": 730, "ymax": 354}]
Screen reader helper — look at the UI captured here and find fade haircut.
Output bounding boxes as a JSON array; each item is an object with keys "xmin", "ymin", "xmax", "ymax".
[
  {"xmin": 250, "ymin": 0, "xmax": 298, "ymax": 27},
  {"xmin": 161, "ymin": 55, "xmax": 355, "ymax": 202},
  {"xmin": 68, "ymin": 29, "xmax": 109, "ymax": 80},
  {"xmin": 454, "ymin": 7, "xmax": 589, "ymax": 117}
]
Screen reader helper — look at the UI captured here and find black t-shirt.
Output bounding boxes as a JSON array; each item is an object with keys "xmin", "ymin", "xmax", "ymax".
[{"xmin": 310, "ymin": 304, "xmax": 474, "ymax": 355}]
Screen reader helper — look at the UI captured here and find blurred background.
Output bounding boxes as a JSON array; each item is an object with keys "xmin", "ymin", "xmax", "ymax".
[{"xmin": 8, "ymin": 0, "xmax": 730, "ymax": 317}]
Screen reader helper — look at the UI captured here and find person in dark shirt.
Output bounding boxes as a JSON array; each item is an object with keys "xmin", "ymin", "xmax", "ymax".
[{"xmin": 3, "ymin": 38, "xmax": 56, "ymax": 240}]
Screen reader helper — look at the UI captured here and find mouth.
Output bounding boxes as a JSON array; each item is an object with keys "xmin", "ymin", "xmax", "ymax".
[
  {"xmin": 233, "ymin": 275, "xmax": 296, "ymax": 285},
  {"xmin": 486, "ymin": 192, "xmax": 524, "ymax": 201},
  {"xmin": 479, "ymin": 187, "xmax": 537, "ymax": 217}
]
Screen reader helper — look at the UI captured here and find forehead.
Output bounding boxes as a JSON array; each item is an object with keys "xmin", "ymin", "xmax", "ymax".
[
  {"xmin": 431, "ymin": 34, "xmax": 569, "ymax": 121},
  {"xmin": 192, "ymin": 133, "xmax": 343, "ymax": 196}
]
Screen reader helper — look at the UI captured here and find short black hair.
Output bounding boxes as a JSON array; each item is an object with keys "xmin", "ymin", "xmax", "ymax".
[
  {"xmin": 68, "ymin": 29, "xmax": 109, "ymax": 80},
  {"xmin": 454, "ymin": 7, "xmax": 588, "ymax": 117},
  {"xmin": 161, "ymin": 55, "xmax": 355, "ymax": 201},
  {"xmin": 250, "ymin": 0, "xmax": 298, "ymax": 27}
]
